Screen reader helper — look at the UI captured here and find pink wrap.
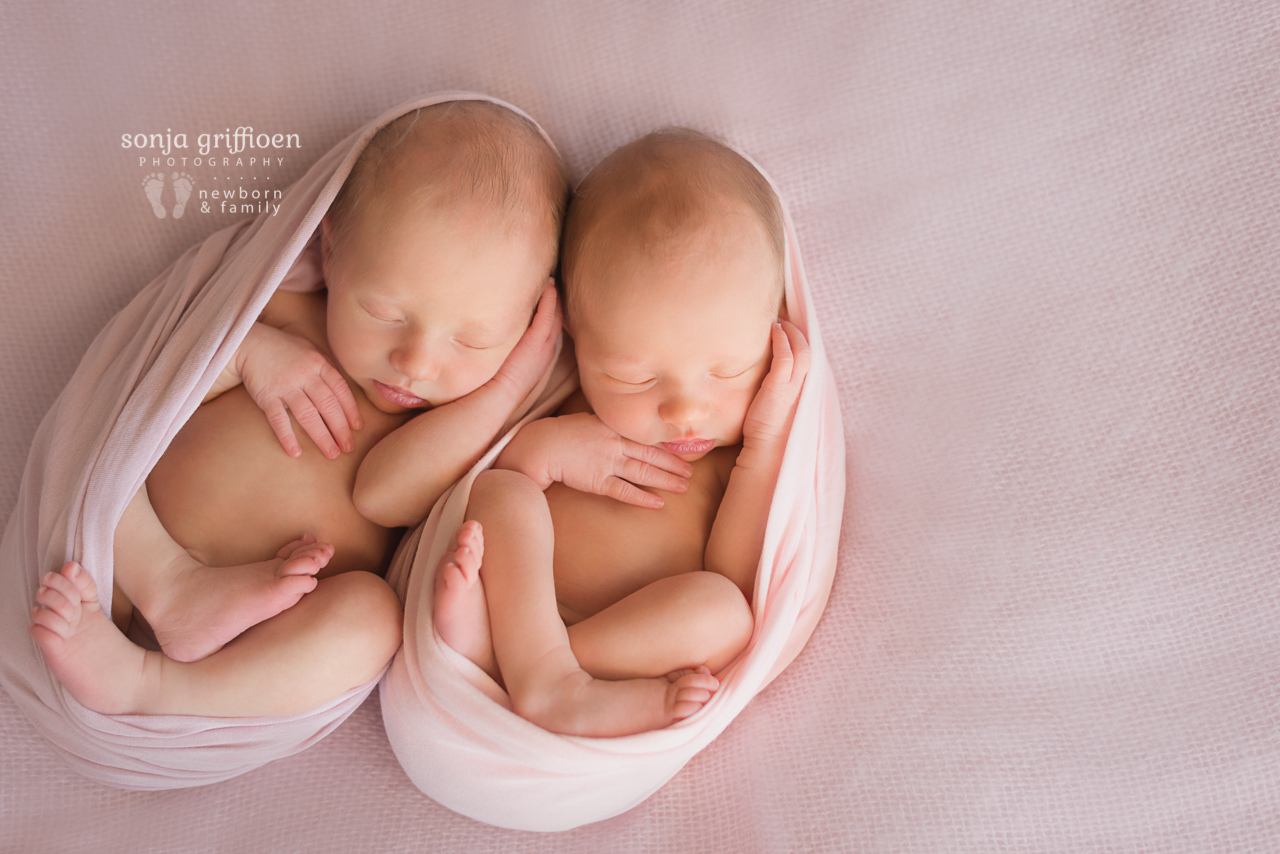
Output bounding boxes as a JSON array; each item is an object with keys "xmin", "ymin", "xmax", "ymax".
[
  {"xmin": 0, "ymin": 92, "xmax": 556, "ymax": 789},
  {"xmin": 378, "ymin": 158, "xmax": 844, "ymax": 830}
]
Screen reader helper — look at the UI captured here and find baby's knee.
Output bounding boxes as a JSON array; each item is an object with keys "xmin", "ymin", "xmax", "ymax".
[
  {"xmin": 325, "ymin": 571, "xmax": 403, "ymax": 666},
  {"xmin": 685, "ymin": 572, "xmax": 754, "ymax": 667},
  {"xmin": 470, "ymin": 468, "xmax": 546, "ymax": 515}
]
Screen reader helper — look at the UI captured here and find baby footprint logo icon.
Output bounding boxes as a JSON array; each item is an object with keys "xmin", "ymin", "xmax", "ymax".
[
  {"xmin": 172, "ymin": 172, "xmax": 194, "ymax": 218},
  {"xmin": 142, "ymin": 172, "xmax": 166, "ymax": 219}
]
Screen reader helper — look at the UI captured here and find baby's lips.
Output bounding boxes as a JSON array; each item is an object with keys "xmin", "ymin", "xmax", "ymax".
[
  {"xmin": 660, "ymin": 438, "xmax": 716, "ymax": 455},
  {"xmin": 371, "ymin": 379, "xmax": 427, "ymax": 408}
]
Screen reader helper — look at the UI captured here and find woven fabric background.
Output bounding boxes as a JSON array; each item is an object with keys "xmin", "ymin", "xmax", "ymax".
[{"xmin": 2, "ymin": 2, "xmax": 1277, "ymax": 851}]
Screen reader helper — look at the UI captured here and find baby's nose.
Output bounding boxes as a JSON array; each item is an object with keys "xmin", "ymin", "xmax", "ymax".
[
  {"xmin": 391, "ymin": 338, "xmax": 442, "ymax": 383},
  {"xmin": 659, "ymin": 393, "xmax": 710, "ymax": 426}
]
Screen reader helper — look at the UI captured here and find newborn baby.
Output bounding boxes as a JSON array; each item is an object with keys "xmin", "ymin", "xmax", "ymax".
[
  {"xmin": 433, "ymin": 129, "xmax": 810, "ymax": 736},
  {"xmin": 29, "ymin": 101, "xmax": 568, "ymax": 717}
]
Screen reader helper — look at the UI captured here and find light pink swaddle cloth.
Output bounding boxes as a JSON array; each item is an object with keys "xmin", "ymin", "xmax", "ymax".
[
  {"xmin": 378, "ymin": 154, "xmax": 845, "ymax": 830},
  {"xmin": 0, "ymin": 92, "xmax": 561, "ymax": 789}
]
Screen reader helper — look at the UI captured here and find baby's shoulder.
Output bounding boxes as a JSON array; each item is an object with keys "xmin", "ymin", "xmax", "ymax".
[
  {"xmin": 553, "ymin": 388, "xmax": 592, "ymax": 416},
  {"xmin": 258, "ymin": 288, "xmax": 330, "ymax": 355}
]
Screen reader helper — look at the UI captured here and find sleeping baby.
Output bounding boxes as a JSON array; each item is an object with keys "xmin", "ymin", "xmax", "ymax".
[
  {"xmin": 432, "ymin": 129, "xmax": 811, "ymax": 736},
  {"xmin": 29, "ymin": 100, "xmax": 569, "ymax": 717}
]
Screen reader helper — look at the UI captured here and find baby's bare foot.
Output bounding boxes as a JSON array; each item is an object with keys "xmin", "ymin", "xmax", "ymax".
[
  {"xmin": 30, "ymin": 562, "xmax": 155, "ymax": 714},
  {"xmin": 665, "ymin": 666, "xmax": 720, "ymax": 721},
  {"xmin": 146, "ymin": 534, "xmax": 332, "ymax": 663},
  {"xmin": 433, "ymin": 520, "xmax": 497, "ymax": 679},
  {"xmin": 515, "ymin": 661, "xmax": 719, "ymax": 737}
]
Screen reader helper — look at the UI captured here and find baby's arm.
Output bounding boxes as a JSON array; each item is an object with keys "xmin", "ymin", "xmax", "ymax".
[
  {"xmin": 704, "ymin": 321, "xmax": 811, "ymax": 602},
  {"xmin": 495, "ymin": 411, "xmax": 692, "ymax": 508},
  {"xmin": 204, "ymin": 290, "xmax": 362, "ymax": 460},
  {"xmin": 353, "ymin": 285, "xmax": 562, "ymax": 528}
]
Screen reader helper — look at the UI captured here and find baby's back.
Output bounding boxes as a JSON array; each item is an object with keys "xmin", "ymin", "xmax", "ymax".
[{"xmin": 146, "ymin": 291, "xmax": 411, "ymax": 577}]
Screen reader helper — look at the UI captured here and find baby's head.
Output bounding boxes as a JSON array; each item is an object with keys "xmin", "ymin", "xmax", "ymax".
[
  {"xmin": 561, "ymin": 129, "xmax": 785, "ymax": 461},
  {"xmin": 321, "ymin": 100, "xmax": 568, "ymax": 412}
]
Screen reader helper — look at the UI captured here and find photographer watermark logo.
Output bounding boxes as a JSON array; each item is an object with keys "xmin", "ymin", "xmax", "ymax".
[
  {"xmin": 127, "ymin": 126, "xmax": 299, "ymax": 220},
  {"xmin": 140, "ymin": 171, "xmax": 196, "ymax": 219}
]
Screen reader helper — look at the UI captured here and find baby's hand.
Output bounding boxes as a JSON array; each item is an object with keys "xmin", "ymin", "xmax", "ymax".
[
  {"xmin": 485, "ymin": 282, "xmax": 561, "ymax": 404},
  {"xmin": 740, "ymin": 321, "xmax": 811, "ymax": 456},
  {"xmin": 500, "ymin": 413, "xmax": 692, "ymax": 508},
  {"xmin": 237, "ymin": 322, "xmax": 362, "ymax": 460}
]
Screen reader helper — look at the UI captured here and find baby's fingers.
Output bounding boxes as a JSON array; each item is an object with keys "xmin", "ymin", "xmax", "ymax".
[
  {"xmin": 511, "ymin": 283, "xmax": 558, "ymax": 354},
  {"xmin": 767, "ymin": 322, "xmax": 796, "ymax": 384},
  {"xmin": 622, "ymin": 439, "xmax": 694, "ymax": 478},
  {"xmin": 618, "ymin": 457, "xmax": 688, "ymax": 494},
  {"xmin": 758, "ymin": 322, "xmax": 811, "ymax": 407},
  {"xmin": 303, "ymin": 377, "xmax": 357, "ymax": 453},
  {"xmin": 264, "ymin": 400, "xmax": 303, "ymax": 458},
  {"xmin": 530, "ymin": 281, "xmax": 560, "ymax": 341},
  {"xmin": 319, "ymin": 361, "xmax": 362, "ymax": 435},
  {"xmin": 604, "ymin": 476, "xmax": 664, "ymax": 509},
  {"xmin": 778, "ymin": 320, "xmax": 811, "ymax": 386},
  {"xmin": 490, "ymin": 283, "xmax": 559, "ymax": 398},
  {"xmin": 284, "ymin": 391, "xmax": 341, "ymax": 460}
]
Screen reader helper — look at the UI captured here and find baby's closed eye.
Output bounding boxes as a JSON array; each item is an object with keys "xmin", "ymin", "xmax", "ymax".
[
  {"xmin": 359, "ymin": 302, "xmax": 400, "ymax": 323},
  {"xmin": 604, "ymin": 373, "xmax": 657, "ymax": 388},
  {"xmin": 453, "ymin": 339, "xmax": 501, "ymax": 351},
  {"xmin": 714, "ymin": 352, "xmax": 772, "ymax": 381}
]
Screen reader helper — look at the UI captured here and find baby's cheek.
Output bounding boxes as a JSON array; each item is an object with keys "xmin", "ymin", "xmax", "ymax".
[
  {"xmin": 457, "ymin": 352, "xmax": 507, "ymax": 399},
  {"xmin": 323, "ymin": 334, "xmax": 360, "ymax": 379},
  {"xmin": 603, "ymin": 395, "xmax": 658, "ymax": 444}
]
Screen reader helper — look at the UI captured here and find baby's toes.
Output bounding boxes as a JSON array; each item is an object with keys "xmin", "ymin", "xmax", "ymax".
[
  {"xmin": 453, "ymin": 545, "xmax": 482, "ymax": 578},
  {"xmin": 675, "ymin": 668, "xmax": 719, "ymax": 693},
  {"xmin": 62, "ymin": 562, "xmax": 98, "ymax": 600},
  {"xmin": 293, "ymin": 541, "xmax": 334, "ymax": 560},
  {"xmin": 456, "ymin": 521, "xmax": 484, "ymax": 556},
  {"xmin": 665, "ymin": 664, "xmax": 716, "ymax": 684},
  {"xmin": 675, "ymin": 684, "xmax": 713, "ymax": 705},
  {"xmin": 35, "ymin": 576, "xmax": 81, "ymax": 624},
  {"xmin": 668, "ymin": 669, "xmax": 720, "ymax": 718},
  {"xmin": 668, "ymin": 686, "xmax": 711, "ymax": 720},
  {"xmin": 437, "ymin": 558, "xmax": 468, "ymax": 591},
  {"xmin": 279, "ymin": 536, "xmax": 331, "ymax": 559},
  {"xmin": 279, "ymin": 545, "xmax": 332, "ymax": 575},
  {"xmin": 275, "ymin": 532, "xmax": 320, "ymax": 558},
  {"xmin": 44, "ymin": 567, "xmax": 87, "ymax": 605},
  {"xmin": 30, "ymin": 604, "xmax": 72, "ymax": 639}
]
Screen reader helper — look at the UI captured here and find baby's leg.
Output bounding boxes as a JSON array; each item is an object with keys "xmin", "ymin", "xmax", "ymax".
[
  {"xmin": 466, "ymin": 469, "xmax": 719, "ymax": 737},
  {"xmin": 113, "ymin": 484, "xmax": 330, "ymax": 662},
  {"xmin": 567, "ymin": 571, "xmax": 754, "ymax": 681},
  {"xmin": 31, "ymin": 559, "xmax": 401, "ymax": 717},
  {"xmin": 433, "ymin": 520, "xmax": 497, "ymax": 678}
]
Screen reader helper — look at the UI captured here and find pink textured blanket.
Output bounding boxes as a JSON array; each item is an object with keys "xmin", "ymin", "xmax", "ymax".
[
  {"xmin": 378, "ymin": 160, "xmax": 844, "ymax": 830},
  {"xmin": 0, "ymin": 92, "xmax": 556, "ymax": 789},
  {"xmin": 5, "ymin": 3, "xmax": 1279, "ymax": 849}
]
